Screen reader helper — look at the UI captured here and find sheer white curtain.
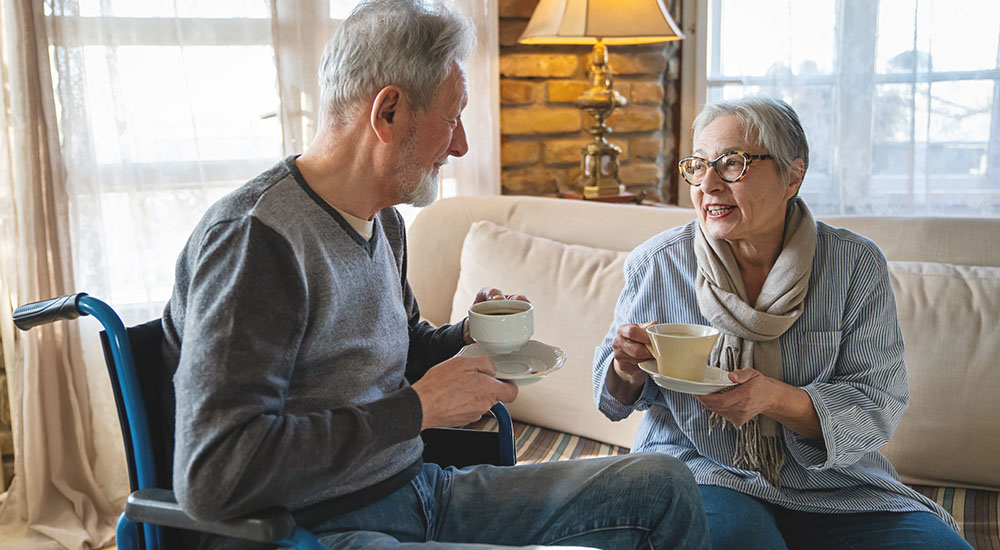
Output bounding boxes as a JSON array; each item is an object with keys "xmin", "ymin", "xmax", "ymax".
[
  {"xmin": 398, "ymin": 0, "xmax": 501, "ymax": 226},
  {"xmin": 0, "ymin": 1, "xmax": 498, "ymax": 548},
  {"xmin": 0, "ymin": 1, "xmax": 113, "ymax": 548},
  {"xmin": 440, "ymin": 0, "xmax": 501, "ymax": 197},
  {"xmin": 680, "ymin": 0, "xmax": 1000, "ymax": 217}
]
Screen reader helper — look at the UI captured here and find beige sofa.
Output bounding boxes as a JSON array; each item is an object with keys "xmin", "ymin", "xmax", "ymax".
[{"xmin": 408, "ymin": 195, "xmax": 999, "ymax": 547}]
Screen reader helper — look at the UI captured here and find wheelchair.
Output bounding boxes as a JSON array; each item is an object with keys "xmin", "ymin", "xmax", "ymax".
[{"xmin": 13, "ymin": 293, "xmax": 516, "ymax": 550}]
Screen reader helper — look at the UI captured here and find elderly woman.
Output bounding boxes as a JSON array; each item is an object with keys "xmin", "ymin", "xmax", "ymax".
[{"xmin": 593, "ymin": 96, "xmax": 971, "ymax": 550}]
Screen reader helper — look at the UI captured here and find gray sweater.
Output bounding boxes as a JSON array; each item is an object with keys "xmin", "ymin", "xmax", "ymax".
[{"xmin": 162, "ymin": 156, "xmax": 465, "ymax": 530}]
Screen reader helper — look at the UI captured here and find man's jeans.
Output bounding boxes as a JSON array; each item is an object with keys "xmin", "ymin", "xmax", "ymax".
[{"xmin": 311, "ymin": 453, "xmax": 709, "ymax": 549}]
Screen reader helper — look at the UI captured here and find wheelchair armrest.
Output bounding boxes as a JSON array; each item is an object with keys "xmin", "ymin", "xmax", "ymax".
[{"xmin": 125, "ymin": 488, "xmax": 296, "ymax": 543}]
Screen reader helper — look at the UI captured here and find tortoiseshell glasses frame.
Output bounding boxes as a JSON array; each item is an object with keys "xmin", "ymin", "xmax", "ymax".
[{"xmin": 678, "ymin": 150, "xmax": 774, "ymax": 186}]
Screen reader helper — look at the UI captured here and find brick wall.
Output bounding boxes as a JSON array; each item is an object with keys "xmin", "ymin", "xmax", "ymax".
[{"xmin": 498, "ymin": 0, "xmax": 683, "ymax": 204}]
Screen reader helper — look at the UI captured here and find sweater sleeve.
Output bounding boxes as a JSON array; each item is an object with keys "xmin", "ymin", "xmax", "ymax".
[
  {"xmin": 171, "ymin": 217, "xmax": 422, "ymax": 522},
  {"xmin": 380, "ymin": 208, "xmax": 466, "ymax": 382},
  {"xmin": 784, "ymin": 244, "xmax": 909, "ymax": 471},
  {"xmin": 406, "ymin": 312, "xmax": 467, "ymax": 382}
]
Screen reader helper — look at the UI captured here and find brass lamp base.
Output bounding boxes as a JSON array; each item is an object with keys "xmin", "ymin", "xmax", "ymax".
[
  {"xmin": 575, "ymin": 40, "xmax": 627, "ymax": 198},
  {"xmin": 579, "ymin": 141, "xmax": 625, "ymax": 198}
]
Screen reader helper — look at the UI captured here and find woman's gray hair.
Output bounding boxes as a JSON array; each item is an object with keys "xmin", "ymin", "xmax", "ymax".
[
  {"xmin": 692, "ymin": 95, "xmax": 809, "ymax": 183},
  {"xmin": 318, "ymin": 0, "xmax": 475, "ymax": 124}
]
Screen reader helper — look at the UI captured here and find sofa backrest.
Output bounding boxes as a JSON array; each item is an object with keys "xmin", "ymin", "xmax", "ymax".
[
  {"xmin": 408, "ymin": 195, "xmax": 1000, "ymax": 490},
  {"xmin": 409, "ymin": 198, "xmax": 1000, "ymax": 326},
  {"xmin": 409, "ymin": 196, "xmax": 698, "ymax": 326}
]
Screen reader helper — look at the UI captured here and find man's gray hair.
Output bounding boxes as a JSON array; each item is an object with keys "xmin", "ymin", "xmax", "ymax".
[
  {"xmin": 692, "ymin": 95, "xmax": 809, "ymax": 182},
  {"xmin": 318, "ymin": 0, "xmax": 475, "ymax": 123}
]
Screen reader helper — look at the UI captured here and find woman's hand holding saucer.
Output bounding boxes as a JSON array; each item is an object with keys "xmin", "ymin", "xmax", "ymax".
[
  {"xmin": 696, "ymin": 368, "xmax": 823, "ymax": 439},
  {"xmin": 695, "ymin": 368, "xmax": 776, "ymax": 426}
]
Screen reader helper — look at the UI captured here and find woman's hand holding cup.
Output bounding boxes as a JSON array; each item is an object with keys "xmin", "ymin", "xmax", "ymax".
[{"xmin": 607, "ymin": 321, "xmax": 658, "ymax": 403}]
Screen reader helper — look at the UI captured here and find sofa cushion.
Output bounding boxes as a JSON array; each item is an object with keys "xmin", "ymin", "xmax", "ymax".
[
  {"xmin": 450, "ymin": 220, "xmax": 642, "ymax": 447},
  {"xmin": 880, "ymin": 261, "xmax": 1000, "ymax": 491}
]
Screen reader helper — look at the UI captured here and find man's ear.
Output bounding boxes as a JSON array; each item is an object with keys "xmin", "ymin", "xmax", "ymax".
[{"xmin": 370, "ymin": 86, "xmax": 404, "ymax": 144}]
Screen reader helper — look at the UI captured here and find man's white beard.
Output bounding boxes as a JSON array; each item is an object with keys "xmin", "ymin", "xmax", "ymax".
[
  {"xmin": 395, "ymin": 130, "xmax": 441, "ymax": 208},
  {"xmin": 406, "ymin": 170, "xmax": 439, "ymax": 207}
]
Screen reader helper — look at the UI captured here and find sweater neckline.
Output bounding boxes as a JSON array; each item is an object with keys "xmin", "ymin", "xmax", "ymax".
[{"xmin": 285, "ymin": 154, "xmax": 380, "ymax": 257}]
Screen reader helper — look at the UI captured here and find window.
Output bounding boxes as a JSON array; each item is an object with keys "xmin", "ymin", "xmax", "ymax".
[
  {"xmin": 681, "ymin": 0, "xmax": 1000, "ymax": 217},
  {"xmin": 43, "ymin": 0, "xmax": 358, "ymax": 316}
]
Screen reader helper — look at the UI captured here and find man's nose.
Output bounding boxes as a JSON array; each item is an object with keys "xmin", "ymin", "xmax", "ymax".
[{"xmin": 449, "ymin": 119, "xmax": 469, "ymax": 158}]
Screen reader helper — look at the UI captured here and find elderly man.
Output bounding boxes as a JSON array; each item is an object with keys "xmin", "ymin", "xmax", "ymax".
[{"xmin": 162, "ymin": 1, "xmax": 708, "ymax": 549}]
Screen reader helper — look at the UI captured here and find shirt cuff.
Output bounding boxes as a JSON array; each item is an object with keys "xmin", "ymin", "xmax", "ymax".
[
  {"xmin": 784, "ymin": 385, "xmax": 834, "ymax": 470},
  {"xmin": 596, "ymin": 362, "xmax": 659, "ymax": 420}
]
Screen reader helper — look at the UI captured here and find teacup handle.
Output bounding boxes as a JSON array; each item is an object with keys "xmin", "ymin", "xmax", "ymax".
[{"xmin": 644, "ymin": 342, "xmax": 657, "ymax": 359}]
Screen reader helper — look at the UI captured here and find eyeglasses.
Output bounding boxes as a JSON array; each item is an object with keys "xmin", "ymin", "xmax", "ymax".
[{"xmin": 678, "ymin": 150, "xmax": 774, "ymax": 186}]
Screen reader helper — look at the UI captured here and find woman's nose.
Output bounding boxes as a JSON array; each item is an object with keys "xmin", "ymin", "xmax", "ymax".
[{"xmin": 698, "ymin": 167, "xmax": 727, "ymax": 194}]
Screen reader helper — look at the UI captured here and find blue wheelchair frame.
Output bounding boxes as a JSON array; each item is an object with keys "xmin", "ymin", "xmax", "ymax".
[{"xmin": 13, "ymin": 293, "xmax": 515, "ymax": 550}]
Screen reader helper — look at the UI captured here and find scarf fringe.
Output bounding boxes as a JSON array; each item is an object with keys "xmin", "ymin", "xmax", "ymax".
[{"xmin": 709, "ymin": 413, "xmax": 786, "ymax": 489}]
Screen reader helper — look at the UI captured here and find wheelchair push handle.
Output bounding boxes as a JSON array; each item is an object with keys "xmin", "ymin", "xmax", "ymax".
[{"xmin": 13, "ymin": 292, "xmax": 88, "ymax": 331}]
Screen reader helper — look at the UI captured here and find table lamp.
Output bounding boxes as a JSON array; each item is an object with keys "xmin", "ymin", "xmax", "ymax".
[{"xmin": 519, "ymin": 0, "xmax": 683, "ymax": 199}]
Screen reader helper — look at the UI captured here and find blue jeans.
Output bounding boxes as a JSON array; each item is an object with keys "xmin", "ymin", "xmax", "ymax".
[
  {"xmin": 698, "ymin": 485, "xmax": 973, "ymax": 550},
  {"xmin": 309, "ymin": 454, "xmax": 709, "ymax": 549}
]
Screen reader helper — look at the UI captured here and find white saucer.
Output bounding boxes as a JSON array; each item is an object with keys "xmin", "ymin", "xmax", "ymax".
[
  {"xmin": 457, "ymin": 340, "xmax": 566, "ymax": 386},
  {"xmin": 638, "ymin": 360, "xmax": 737, "ymax": 395}
]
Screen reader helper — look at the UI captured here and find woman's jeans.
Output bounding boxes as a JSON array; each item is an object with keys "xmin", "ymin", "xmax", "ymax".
[
  {"xmin": 310, "ymin": 454, "xmax": 710, "ymax": 549},
  {"xmin": 698, "ymin": 485, "xmax": 973, "ymax": 550}
]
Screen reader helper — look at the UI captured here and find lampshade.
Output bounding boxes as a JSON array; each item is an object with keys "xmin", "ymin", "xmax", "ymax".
[{"xmin": 518, "ymin": 0, "xmax": 684, "ymax": 46}]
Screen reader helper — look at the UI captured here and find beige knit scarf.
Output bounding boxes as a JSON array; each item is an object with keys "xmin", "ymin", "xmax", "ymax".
[{"xmin": 693, "ymin": 198, "xmax": 817, "ymax": 487}]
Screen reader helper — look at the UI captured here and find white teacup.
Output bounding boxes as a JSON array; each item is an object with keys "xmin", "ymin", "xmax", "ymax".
[
  {"xmin": 645, "ymin": 323, "xmax": 720, "ymax": 382},
  {"xmin": 468, "ymin": 299, "xmax": 533, "ymax": 355}
]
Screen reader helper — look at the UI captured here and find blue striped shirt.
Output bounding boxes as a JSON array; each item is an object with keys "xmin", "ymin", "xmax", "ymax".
[{"xmin": 593, "ymin": 220, "xmax": 956, "ymax": 530}]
